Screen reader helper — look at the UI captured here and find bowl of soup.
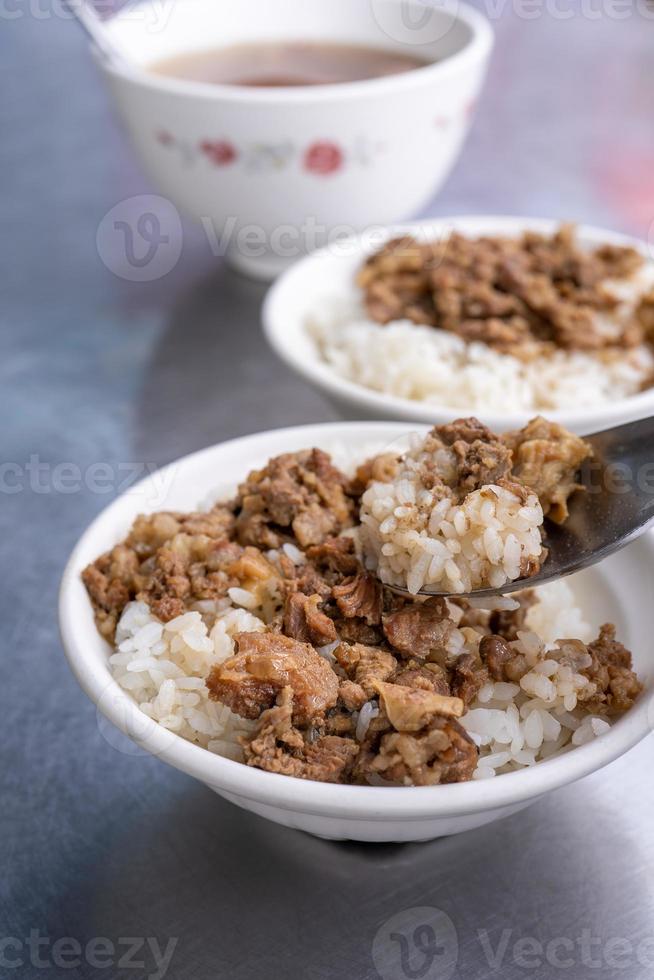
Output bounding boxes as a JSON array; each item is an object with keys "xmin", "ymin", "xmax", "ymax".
[{"xmin": 97, "ymin": 0, "xmax": 493, "ymax": 278}]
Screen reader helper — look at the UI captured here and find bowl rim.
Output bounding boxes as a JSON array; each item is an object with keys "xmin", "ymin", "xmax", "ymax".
[
  {"xmin": 99, "ymin": 0, "xmax": 493, "ymax": 104},
  {"xmin": 262, "ymin": 215, "xmax": 654, "ymax": 432},
  {"xmin": 59, "ymin": 420, "xmax": 654, "ymax": 821}
]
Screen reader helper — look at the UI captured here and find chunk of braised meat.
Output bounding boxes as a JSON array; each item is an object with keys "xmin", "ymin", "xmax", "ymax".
[
  {"xmin": 227, "ymin": 546, "xmax": 276, "ymax": 585},
  {"xmin": 338, "ymin": 680, "xmax": 368, "ymax": 712},
  {"xmin": 282, "ymin": 591, "xmax": 338, "ymax": 647},
  {"xmin": 636, "ymin": 288, "xmax": 654, "ymax": 341},
  {"xmin": 82, "ymin": 543, "xmax": 139, "ymax": 635},
  {"xmin": 454, "ymin": 315, "xmax": 534, "ymax": 351},
  {"xmin": 589, "ymin": 623, "xmax": 633, "ymax": 670},
  {"xmin": 410, "ymin": 418, "xmax": 513, "ymax": 501},
  {"xmin": 332, "ymin": 571, "xmax": 382, "ymax": 625},
  {"xmin": 140, "ymin": 547, "xmax": 190, "ymax": 623},
  {"xmin": 391, "ymin": 660, "xmax": 450, "ymax": 696},
  {"xmin": 279, "ymin": 555, "xmax": 332, "ymax": 602},
  {"xmin": 554, "ymin": 638, "xmax": 594, "ymax": 672},
  {"xmin": 358, "ymin": 235, "xmax": 425, "ymax": 283},
  {"xmin": 548, "ymin": 303, "xmax": 612, "ymax": 351},
  {"xmin": 505, "ymin": 416, "xmax": 592, "ymax": 523},
  {"xmin": 324, "ymin": 707, "xmax": 358, "ymax": 738},
  {"xmin": 126, "ymin": 506, "xmax": 236, "ymax": 559},
  {"xmin": 142, "ymin": 538, "xmax": 266, "ymax": 624},
  {"xmin": 455, "ymin": 438, "xmax": 513, "ymax": 496},
  {"xmin": 333, "ymin": 643, "xmax": 398, "ymax": 697},
  {"xmin": 357, "ymin": 236, "xmax": 432, "ymax": 325},
  {"xmin": 436, "ymin": 417, "xmax": 498, "ymax": 447},
  {"xmin": 82, "ymin": 505, "xmax": 238, "ymax": 639},
  {"xmin": 489, "ymin": 590, "xmax": 537, "ymax": 640},
  {"xmin": 493, "ymin": 248, "xmax": 623, "ymax": 352},
  {"xmin": 332, "ymin": 618, "xmax": 385, "ymax": 647},
  {"xmin": 450, "ymin": 653, "xmax": 489, "ymax": 706},
  {"xmin": 382, "ymin": 597, "xmax": 459, "ymax": 662},
  {"xmin": 367, "ymin": 717, "xmax": 478, "ymax": 786},
  {"xmin": 349, "ymin": 452, "xmax": 401, "ymax": 497},
  {"xmin": 305, "ymin": 536, "xmax": 360, "ymax": 578},
  {"xmin": 373, "ymin": 680, "xmax": 464, "ymax": 732},
  {"xmin": 242, "ymin": 688, "xmax": 358, "ymax": 783},
  {"xmin": 207, "ymin": 631, "xmax": 339, "ymax": 725},
  {"xmin": 235, "ymin": 449, "xmax": 354, "ymax": 550},
  {"xmin": 479, "ymin": 634, "xmax": 528, "ymax": 682},
  {"xmin": 431, "ymin": 418, "xmax": 513, "ymax": 496},
  {"xmin": 581, "ymin": 624, "xmax": 643, "ymax": 715},
  {"xmin": 593, "ymin": 240, "xmax": 645, "ymax": 281}
]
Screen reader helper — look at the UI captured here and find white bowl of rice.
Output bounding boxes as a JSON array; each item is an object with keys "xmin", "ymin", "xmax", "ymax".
[
  {"xmin": 59, "ymin": 422, "xmax": 654, "ymax": 842},
  {"xmin": 262, "ymin": 216, "xmax": 654, "ymax": 432}
]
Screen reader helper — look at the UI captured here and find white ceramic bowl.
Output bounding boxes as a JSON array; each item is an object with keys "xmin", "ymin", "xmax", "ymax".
[
  {"xmin": 263, "ymin": 215, "xmax": 654, "ymax": 432},
  {"xmin": 99, "ymin": 0, "xmax": 492, "ymax": 278},
  {"xmin": 59, "ymin": 422, "xmax": 654, "ymax": 842}
]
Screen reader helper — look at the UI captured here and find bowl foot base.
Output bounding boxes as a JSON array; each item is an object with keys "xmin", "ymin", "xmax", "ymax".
[{"xmin": 210, "ymin": 785, "xmax": 540, "ymax": 842}]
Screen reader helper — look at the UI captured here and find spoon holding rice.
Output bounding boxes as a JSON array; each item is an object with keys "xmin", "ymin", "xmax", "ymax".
[{"xmin": 363, "ymin": 416, "xmax": 654, "ymax": 600}]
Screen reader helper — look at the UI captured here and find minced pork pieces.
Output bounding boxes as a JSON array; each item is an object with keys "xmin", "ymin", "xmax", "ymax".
[
  {"xmin": 83, "ymin": 418, "xmax": 641, "ymax": 786},
  {"xmin": 357, "ymin": 225, "xmax": 650, "ymax": 355}
]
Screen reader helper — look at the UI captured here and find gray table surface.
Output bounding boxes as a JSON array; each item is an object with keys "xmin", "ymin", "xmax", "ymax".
[{"xmin": 3, "ymin": 4, "xmax": 654, "ymax": 979}]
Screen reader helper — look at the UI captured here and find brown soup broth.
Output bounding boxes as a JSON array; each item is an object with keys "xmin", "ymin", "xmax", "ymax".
[{"xmin": 150, "ymin": 41, "xmax": 431, "ymax": 88}]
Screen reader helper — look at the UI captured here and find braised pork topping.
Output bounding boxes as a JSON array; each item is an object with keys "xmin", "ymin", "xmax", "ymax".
[
  {"xmin": 358, "ymin": 225, "xmax": 648, "ymax": 356},
  {"xmin": 83, "ymin": 420, "xmax": 641, "ymax": 786}
]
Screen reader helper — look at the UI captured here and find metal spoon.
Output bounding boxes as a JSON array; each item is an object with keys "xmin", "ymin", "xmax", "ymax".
[
  {"xmin": 382, "ymin": 415, "xmax": 654, "ymax": 599},
  {"xmin": 60, "ymin": 0, "xmax": 132, "ymax": 69}
]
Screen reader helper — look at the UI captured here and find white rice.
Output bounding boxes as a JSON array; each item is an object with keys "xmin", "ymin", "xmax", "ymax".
[
  {"xmin": 112, "ymin": 598, "xmax": 267, "ymax": 760},
  {"xmin": 307, "ymin": 265, "xmax": 654, "ymax": 412},
  {"xmin": 359, "ymin": 432, "xmax": 543, "ymax": 594},
  {"xmin": 461, "ymin": 580, "xmax": 610, "ymax": 778}
]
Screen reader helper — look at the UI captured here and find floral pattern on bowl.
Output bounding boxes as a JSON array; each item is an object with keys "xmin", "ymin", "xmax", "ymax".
[{"xmin": 155, "ymin": 130, "xmax": 387, "ymax": 175}]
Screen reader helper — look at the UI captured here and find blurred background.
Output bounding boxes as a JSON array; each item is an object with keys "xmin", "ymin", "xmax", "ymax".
[{"xmin": 2, "ymin": 3, "xmax": 654, "ymax": 979}]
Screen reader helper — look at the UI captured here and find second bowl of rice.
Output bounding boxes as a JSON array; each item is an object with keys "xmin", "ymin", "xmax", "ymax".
[{"xmin": 262, "ymin": 216, "xmax": 654, "ymax": 433}]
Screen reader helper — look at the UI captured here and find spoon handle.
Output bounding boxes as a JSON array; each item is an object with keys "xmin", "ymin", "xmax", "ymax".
[{"xmin": 60, "ymin": 0, "xmax": 130, "ymax": 68}]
